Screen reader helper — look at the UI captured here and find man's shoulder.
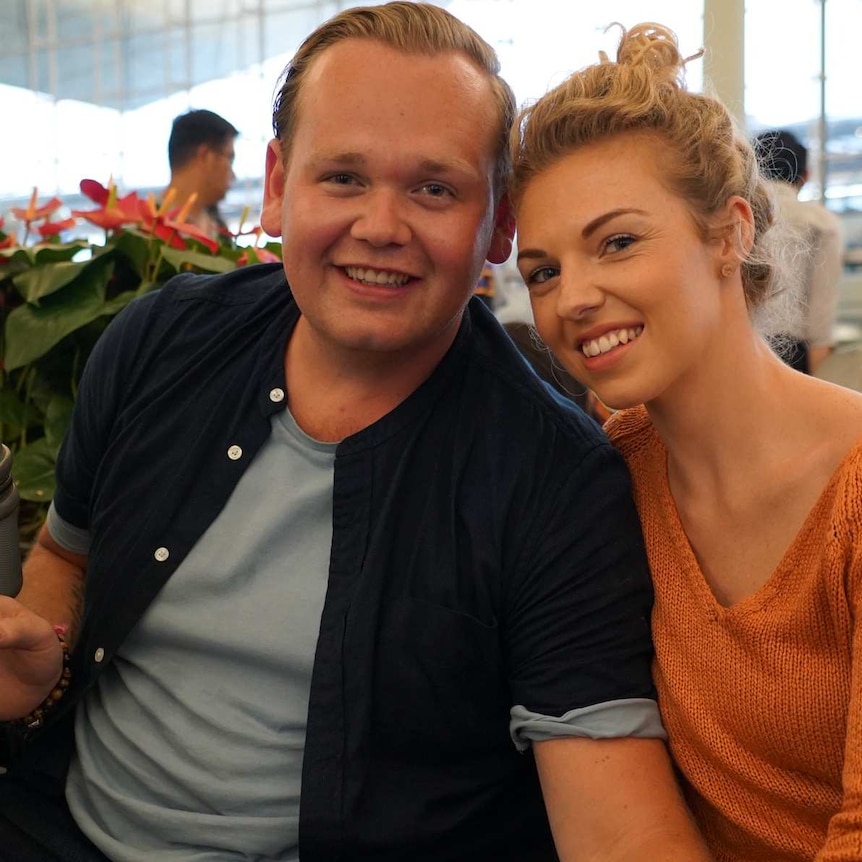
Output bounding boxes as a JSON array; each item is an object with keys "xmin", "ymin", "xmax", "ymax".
[
  {"xmin": 466, "ymin": 302, "xmax": 606, "ymax": 452},
  {"xmin": 86, "ymin": 263, "xmax": 291, "ymax": 395},
  {"xmin": 771, "ymin": 182, "xmax": 843, "ymax": 238},
  {"xmin": 801, "ymin": 200, "xmax": 844, "ymax": 239},
  {"xmin": 159, "ymin": 261, "xmax": 288, "ymax": 308},
  {"xmin": 112, "ymin": 263, "xmax": 290, "ymax": 347}
]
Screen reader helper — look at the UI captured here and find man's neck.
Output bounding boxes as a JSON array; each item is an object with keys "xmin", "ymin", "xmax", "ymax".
[
  {"xmin": 165, "ymin": 173, "xmax": 208, "ymax": 219},
  {"xmin": 284, "ymin": 315, "xmax": 461, "ymax": 442}
]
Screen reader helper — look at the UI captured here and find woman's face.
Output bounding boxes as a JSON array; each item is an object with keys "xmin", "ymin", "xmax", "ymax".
[{"xmin": 515, "ymin": 133, "xmax": 726, "ymax": 411}]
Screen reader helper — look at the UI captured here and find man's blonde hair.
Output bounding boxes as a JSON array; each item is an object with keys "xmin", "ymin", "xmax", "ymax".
[{"xmin": 272, "ymin": 1, "xmax": 515, "ymax": 198}]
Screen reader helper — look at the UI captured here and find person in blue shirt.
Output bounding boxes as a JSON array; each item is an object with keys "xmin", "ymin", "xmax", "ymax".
[{"xmin": 0, "ymin": 4, "xmax": 709, "ymax": 860}]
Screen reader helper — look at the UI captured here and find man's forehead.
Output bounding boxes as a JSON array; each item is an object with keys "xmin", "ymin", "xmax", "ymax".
[
  {"xmin": 304, "ymin": 148, "xmax": 485, "ymax": 180},
  {"xmin": 300, "ymin": 37, "xmax": 491, "ymax": 104}
]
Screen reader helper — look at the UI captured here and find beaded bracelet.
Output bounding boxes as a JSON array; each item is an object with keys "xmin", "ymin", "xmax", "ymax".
[{"xmin": 15, "ymin": 625, "xmax": 72, "ymax": 732}]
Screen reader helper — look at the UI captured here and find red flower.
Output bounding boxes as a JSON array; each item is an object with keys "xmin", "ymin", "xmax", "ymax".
[
  {"xmin": 72, "ymin": 179, "xmax": 141, "ymax": 231},
  {"xmin": 11, "ymin": 188, "xmax": 63, "ymax": 225},
  {"xmin": 79, "ymin": 179, "xmax": 110, "ymax": 205},
  {"xmin": 237, "ymin": 246, "xmax": 281, "ymax": 266},
  {"xmin": 37, "ymin": 217, "xmax": 77, "ymax": 239},
  {"xmin": 138, "ymin": 191, "xmax": 219, "ymax": 253}
]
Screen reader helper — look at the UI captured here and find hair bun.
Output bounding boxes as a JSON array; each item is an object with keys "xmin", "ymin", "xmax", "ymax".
[{"xmin": 611, "ymin": 22, "xmax": 699, "ymax": 88}]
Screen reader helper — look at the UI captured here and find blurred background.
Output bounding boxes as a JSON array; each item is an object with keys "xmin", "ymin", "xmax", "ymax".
[{"xmin": 2, "ymin": 0, "xmax": 862, "ymax": 322}]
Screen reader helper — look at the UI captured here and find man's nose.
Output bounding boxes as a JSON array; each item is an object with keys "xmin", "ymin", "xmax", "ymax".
[{"xmin": 351, "ymin": 190, "xmax": 412, "ymax": 247}]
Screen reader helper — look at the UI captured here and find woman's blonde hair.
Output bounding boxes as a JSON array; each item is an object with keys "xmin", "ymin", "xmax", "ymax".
[{"xmin": 511, "ymin": 23, "xmax": 798, "ymax": 320}]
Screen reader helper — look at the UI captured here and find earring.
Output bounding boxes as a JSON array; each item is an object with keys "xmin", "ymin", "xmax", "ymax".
[{"xmin": 721, "ymin": 263, "xmax": 735, "ymax": 278}]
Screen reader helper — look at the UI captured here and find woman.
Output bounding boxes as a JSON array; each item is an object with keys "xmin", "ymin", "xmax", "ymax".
[{"xmin": 510, "ymin": 22, "xmax": 862, "ymax": 862}]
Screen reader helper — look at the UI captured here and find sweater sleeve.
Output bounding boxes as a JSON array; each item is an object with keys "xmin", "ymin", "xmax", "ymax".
[{"xmin": 816, "ymin": 484, "xmax": 862, "ymax": 861}]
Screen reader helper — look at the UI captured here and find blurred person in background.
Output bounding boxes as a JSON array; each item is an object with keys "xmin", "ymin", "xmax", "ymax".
[
  {"xmin": 165, "ymin": 109, "xmax": 239, "ymax": 240},
  {"xmin": 755, "ymin": 128, "xmax": 845, "ymax": 374}
]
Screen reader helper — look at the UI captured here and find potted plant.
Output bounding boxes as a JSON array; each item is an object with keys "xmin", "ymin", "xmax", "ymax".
[{"xmin": 1, "ymin": 180, "xmax": 281, "ymax": 547}]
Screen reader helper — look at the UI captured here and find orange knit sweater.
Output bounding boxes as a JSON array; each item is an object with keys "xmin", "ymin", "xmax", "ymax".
[{"xmin": 606, "ymin": 406, "xmax": 862, "ymax": 862}]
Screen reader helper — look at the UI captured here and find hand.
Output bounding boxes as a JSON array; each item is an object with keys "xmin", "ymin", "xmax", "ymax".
[{"xmin": 0, "ymin": 596, "xmax": 64, "ymax": 720}]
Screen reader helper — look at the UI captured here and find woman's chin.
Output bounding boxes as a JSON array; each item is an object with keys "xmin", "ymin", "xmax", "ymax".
[{"xmin": 592, "ymin": 388, "xmax": 646, "ymax": 414}]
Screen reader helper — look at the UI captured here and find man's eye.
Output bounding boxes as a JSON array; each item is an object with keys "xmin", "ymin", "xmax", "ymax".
[
  {"xmin": 421, "ymin": 183, "xmax": 451, "ymax": 198},
  {"xmin": 327, "ymin": 174, "xmax": 355, "ymax": 185}
]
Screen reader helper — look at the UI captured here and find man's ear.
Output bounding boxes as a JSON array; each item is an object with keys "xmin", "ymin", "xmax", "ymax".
[
  {"xmin": 487, "ymin": 193, "xmax": 515, "ymax": 265},
  {"xmin": 260, "ymin": 139, "xmax": 285, "ymax": 239},
  {"xmin": 197, "ymin": 142, "xmax": 216, "ymax": 166}
]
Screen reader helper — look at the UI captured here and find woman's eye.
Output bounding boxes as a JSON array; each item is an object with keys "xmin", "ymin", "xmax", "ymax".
[
  {"xmin": 526, "ymin": 266, "xmax": 558, "ymax": 286},
  {"xmin": 604, "ymin": 234, "xmax": 636, "ymax": 253}
]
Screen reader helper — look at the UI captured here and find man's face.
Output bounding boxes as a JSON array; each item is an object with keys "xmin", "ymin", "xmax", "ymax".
[
  {"xmin": 261, "ymin": 38, "xmax": 513, "ymax": 362},
  {"xmin": 203, "ymin": 139, "xmax": 235, "ymax": 204}
]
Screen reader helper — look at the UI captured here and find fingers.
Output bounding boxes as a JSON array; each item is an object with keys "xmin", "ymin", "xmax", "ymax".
[{"xmin": 0, "ymin": 598, "xmax": 55, "ymax": 651}]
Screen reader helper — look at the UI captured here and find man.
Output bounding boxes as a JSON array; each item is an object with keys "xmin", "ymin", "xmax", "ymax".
[
  {"xmin": 164, "ymin": 109, "xmax": 238, "ymax": 239},
  {"xmin": 0, "ymin": 4, "xmax": 710, "ymax": 860},
  {"xmin": 755, "ymin": 129, "xmax": 846, "ymax": 374}
]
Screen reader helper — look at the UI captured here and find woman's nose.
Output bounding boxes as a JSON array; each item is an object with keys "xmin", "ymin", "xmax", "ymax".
[{"xmin": 556, "ymin": 267, "xmax": 605, "ymax": 320}]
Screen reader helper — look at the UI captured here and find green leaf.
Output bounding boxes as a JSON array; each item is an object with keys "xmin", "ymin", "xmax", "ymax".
[
  {"xmin": 12, "ymin": 257, "xmax": 105, "ymax": 304},
  {"xmin": 160, "ymin": 246, "xmax": 238, "ymax": 274},
  {"xmin": 43, "ymin": 395, "xmax": 74, "ymax": 449},
  {"xmin": 0, "ymin": 389, "xmax": 42, "ymax": 429},
  {"xmin": 11, "ymin": 437, "xmax": 56, "ymax": 502},
  {"xmin": 112, "ymin": 230, "xmax": 153, "ymax": 276},
  {"xmin": 0, "ymin": 247, "xmax": 34, "ymax": 278},
  {"xmin": 4, "ymin": 257, "xmax": 116, "ymax": 369},
  {"xmin": 33, "ymin": 242, "xmax": 91, "ymax": 265}
]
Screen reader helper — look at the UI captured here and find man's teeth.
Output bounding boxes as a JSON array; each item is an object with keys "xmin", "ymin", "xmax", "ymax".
[
  {"xmin": 581, "ymin": 326, "xmax": 644, "ymax": 358},
  {"xmin": 345, "ymin": 266, "xmax": 409, "ymax": 286}
]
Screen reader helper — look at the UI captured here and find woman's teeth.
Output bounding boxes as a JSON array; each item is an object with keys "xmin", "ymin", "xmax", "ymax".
[{"xmin": 581, "ymin": 326, "xmax": 643, "ymax": 358}]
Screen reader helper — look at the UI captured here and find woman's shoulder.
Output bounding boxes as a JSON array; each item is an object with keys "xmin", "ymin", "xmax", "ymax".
[{"xmin": 803, "ymin": 381, "xmax": 862, "ymax": 533}]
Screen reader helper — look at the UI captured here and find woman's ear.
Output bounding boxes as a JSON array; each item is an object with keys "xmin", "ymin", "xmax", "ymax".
[{"xmin": 715, "ymin": 195, "xmax": 755, "ymax": 274}]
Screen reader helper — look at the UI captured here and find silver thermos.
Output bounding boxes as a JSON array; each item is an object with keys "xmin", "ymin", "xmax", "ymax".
[{"xmin": 0, "ymin": 444, "xmax": 23, "ymax": 597}]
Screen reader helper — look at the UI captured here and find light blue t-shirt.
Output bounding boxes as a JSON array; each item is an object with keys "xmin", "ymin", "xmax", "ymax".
[{"xmin": 65, "ymin": 410, "xmax": 336, "ymax": 861}]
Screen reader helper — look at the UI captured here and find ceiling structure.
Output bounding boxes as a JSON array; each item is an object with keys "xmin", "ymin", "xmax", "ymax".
[{"xmin": 0, "ymin": 0, "xmax": 359, "ymax": 111}]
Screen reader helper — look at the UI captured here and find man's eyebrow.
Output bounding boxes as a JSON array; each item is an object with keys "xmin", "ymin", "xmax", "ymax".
[
  {"xmin": 416, "ymin": 157, "xmax": 478, "ymax": 177},
  {"xmin": 312, "ymin": 152, "xmax": 366, "ymax": 167},
  {"xmin": 311, "ymin": 153, "xmax": 478, "ymax": 177}
]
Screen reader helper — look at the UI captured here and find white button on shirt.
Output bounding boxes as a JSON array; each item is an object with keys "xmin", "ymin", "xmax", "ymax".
[
  {"xmin": 154, "ymin": 547, "xmax": 170, "ymax": 562},
  {"xmin": 269, "ymin": 388, "xmax": 285, "ymax": 403},
  {"xmin": 227, "ymin": 445, "xmax": 243, "ymax": 460}
]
